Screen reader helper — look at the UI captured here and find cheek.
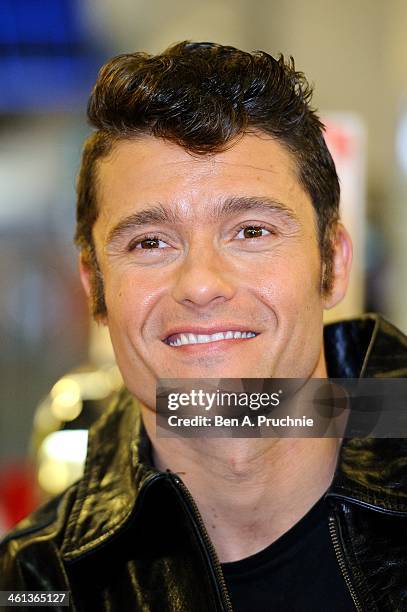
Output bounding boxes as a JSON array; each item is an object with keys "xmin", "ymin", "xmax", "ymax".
[
  {"xmin": 104, "ymin": 268, "xmax": 166, "ymax": 332},
  {"xmin": 103, "ymin": 270, "xmax": 138, "ymax": 334},
  {"xmin": 248, "ymin": 250, "xmax": 322, "ymax": 308}
]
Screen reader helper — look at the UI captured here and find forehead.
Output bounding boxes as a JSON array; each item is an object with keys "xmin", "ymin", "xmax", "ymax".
[{"xmin": 94, "ymin": 132, "xmax": 314, "ymax": 229}]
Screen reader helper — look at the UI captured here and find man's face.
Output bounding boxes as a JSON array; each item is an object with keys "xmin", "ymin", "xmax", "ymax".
[{"xmin": 84, "ymin": 133, "xmax": 348, "ymax": 408}]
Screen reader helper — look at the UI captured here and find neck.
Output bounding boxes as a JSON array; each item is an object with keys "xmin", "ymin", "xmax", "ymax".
[
  {"xmin": 142, "ymin": 349, "xmax": 340, "ymax": 562},
  {"xmin": 144, "ymin": 421, "xmax": 340, "ymax": 561}
]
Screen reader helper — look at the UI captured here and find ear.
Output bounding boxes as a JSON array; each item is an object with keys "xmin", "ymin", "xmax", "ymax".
[
  {"xmin": 323, "ymin": 223, "xmax": 353, "ymax": 310},
  {"xmin": 78, "ymin": 252, "xmax": 92, "ymax": 301},
  {"xmin": 78, "ymin": 252, "xmax": 108, "ymax": 325}
]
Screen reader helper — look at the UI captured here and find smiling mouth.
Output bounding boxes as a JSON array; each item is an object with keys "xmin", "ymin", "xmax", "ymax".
[{"xmin": 164, "ymin": 330, "xmax": 258, "ymax": 347}]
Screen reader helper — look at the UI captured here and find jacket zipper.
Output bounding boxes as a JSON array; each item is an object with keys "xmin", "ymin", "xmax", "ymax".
[
  {"xmin": 328, "ymin": 515, "xmax": 364, "ymax": 612},
  {"xmin": 326, "ymin": 493, "xmax": 407, "ymax": 612},
  {"xmin": 171, "ymin": 474, "xmax": 385, "ymax": 612},
  {"xmin": 170, "ymin": 474, "xmax": 233, "ymax": 612}
]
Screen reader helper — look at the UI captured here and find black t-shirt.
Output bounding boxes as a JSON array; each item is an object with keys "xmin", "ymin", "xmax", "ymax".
[{"xmin": 221, "ymin": 496, "xmax": 356, "ymax": 612}]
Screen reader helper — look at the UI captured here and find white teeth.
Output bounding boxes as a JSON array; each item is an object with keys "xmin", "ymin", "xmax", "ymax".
[{"xmin": 167, "ymin": 330, "xmax": 257, "ymax": 346}]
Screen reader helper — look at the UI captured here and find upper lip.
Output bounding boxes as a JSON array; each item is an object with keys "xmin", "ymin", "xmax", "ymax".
[{"xmin": 162, "ymin": 325, "xmax": 259, "ymax": 342}]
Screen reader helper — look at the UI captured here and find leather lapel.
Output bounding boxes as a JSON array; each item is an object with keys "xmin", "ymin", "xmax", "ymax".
[
  {"xmin": 61, "ymin": 388, "xmax": 158, "ymax": 560},
  {"xmin": 326, "ymin": 314, "xmax": 407, "ymax": 512}
]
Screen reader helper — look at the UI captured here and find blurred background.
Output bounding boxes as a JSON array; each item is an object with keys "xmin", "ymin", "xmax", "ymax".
[{"xmin": 1, "ymin": 0, "xmax": 406, "ymax": 532}]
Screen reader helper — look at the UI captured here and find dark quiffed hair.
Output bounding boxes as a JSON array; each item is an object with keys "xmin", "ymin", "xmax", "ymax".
[{"xmin": 75, "ymin": 41, "xmax": 340, "ymax": 318}]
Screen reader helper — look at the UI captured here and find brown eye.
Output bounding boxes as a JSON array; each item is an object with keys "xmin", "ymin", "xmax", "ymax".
[
  {"xmin": 238, "ymin": 226, "xmax": 269, "ymax": 239},
  {"xmin": 129, "ymin": 235, "xmax": 168, "ymax": 251},
  {"xmin": 244, "ymin": 226, "xmax": 262, "ymax": 238},
  {"xmin": 130, "ymin": 236, "xmax": 167, "ymax": 250},
  {"xmin": 139, "ymin": 238, "xmax": 160, "ymax": 249}
]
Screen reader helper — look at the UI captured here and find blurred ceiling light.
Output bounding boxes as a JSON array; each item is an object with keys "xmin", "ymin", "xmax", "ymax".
[
  {"xmin": 40, "ymin": 430, "xmax": 88, "ymax": 464},
  {"xmin": 66, "ymin": 370, "xmax": 113, "ymax": 399},
  {"xmin": 34, "ymin": 399, "xmax": 61, "ymax": 431},
  {"xmin": 38, "ymin": 460, "xmax": 71, "ymax": 496},
  {"xmin": 38, "ymin": 430, "xmax": 88, "ymax": 496},
  {"xmin": 50, "ymin": 377, "xmax": 82, "ymax": 421}
]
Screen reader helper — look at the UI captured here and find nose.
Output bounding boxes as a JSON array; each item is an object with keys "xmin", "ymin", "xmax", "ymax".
[{"xmin": 171, "ymin": 243, "xmax": 237, "ymax": 308}]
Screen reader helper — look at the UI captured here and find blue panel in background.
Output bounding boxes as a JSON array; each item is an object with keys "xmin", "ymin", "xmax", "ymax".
[{"xmin": 0, "ymin": 0, "xmax": 104, "ymax": 111}]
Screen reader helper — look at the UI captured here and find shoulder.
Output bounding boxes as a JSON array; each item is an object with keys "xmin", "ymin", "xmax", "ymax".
[{"xmin": 0, "ymin": 483, "xmax": 78, "ymax": 589}]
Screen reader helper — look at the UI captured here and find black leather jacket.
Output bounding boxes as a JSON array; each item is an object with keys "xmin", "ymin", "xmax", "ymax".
[{"xmin": 1, "ymin": 314, "xmax": 406, "ymax": 612}]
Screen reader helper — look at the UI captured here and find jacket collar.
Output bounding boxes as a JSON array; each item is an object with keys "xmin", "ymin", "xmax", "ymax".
[
  {"xmin": 325, "ymin": 314, "xmax": 407, "ymax": 513},
  {"xmin": 61, "ymin": 313, "xmax": 407, "ymax": 560},
  {"xmin": 61, "ymin": 389, "xmax": 159, "ymax": 561}
]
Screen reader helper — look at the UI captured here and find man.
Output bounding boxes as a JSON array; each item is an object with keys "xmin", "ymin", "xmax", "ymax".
[{"xmin": 1, "ymin": 41, "xmax": 406, "ymax": 611}]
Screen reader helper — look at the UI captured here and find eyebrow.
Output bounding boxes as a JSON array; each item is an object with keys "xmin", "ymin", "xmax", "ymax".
[{"xmin": 106, "ymin": 196, "xmax": 300, "ymax": 246}]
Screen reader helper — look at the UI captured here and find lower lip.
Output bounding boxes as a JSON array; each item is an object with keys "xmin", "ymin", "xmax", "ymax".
[{"xmin": 164, "ymin": 335, "xmax": 259, "ymax": 352}]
